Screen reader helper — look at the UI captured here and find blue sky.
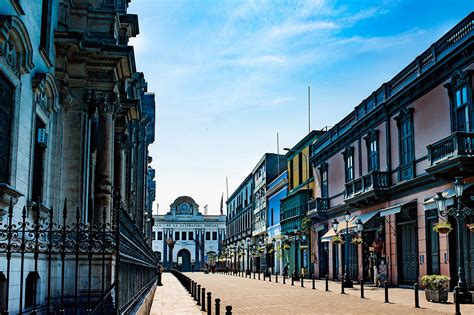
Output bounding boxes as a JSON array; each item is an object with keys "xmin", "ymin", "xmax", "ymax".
[{"xmin": 128, "ymin": 0, "xmax": 473, "ymax": 215}]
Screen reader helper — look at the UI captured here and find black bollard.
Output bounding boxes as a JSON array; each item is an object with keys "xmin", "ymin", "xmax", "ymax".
[
  {"xmin": 301, "ymin": 276, "xmax": 304, "ymax": 287},
  {"xmin": 341, "ymin": 276, "xmax": 345, "ymax": 294},
  {"xmin": 201, "ymin": 288, "xmax": 206, "ymax": 311},
  {"xmin": 414, "ymin": 283, "xmax": 419, "ymax": 308},
  {"xmin": 360, "ymin": 280, "xmax": 365, "ymax": 298},
  {"xmin": 189, "ymin": 280, "xmax": 193, "ymax": 294},
  {"xmin": 254, "ymin": 271, "xmax": 256, "ymax": 279},
  {"xmin": 312, "ymin": 274, "xmax": 315, "ymax": 289},
  {"xmin": 276, "ymin": 273, "xmax": 278, "ymax": 283},
  {"xmin": 269, "ymin": 272, "xmax": 272, "ymax": 282},
  {"xmin": 454, "ymin": 286, "xmax": 460, "ymax": 315},
  {"xmin": 158, "ymin": 271, "xmax": 163, "ymax": 286},
  {"xmin": 197, "ymin": 284, "xmax": 201, "ymax": 305},
  {"xmin": 325, "ymin": 274, "xmax": 329, "ymax": 291},
  {"xmin": 258, "ymin": 272, "xmax": 260, "ymax": 280},
  {"xmin": 291, "ymin": 273, "xmax": 294, "ymax": 286},
  {"xmin": 283, "ymin": 274, "xmax": 286, "ymax": 284},
  {"xmin": 215, "ymin": 298, "xmax": 221, "ymax": 315},
  {"xmin": 225, "ymin": 305, "xmax": 233, "ymax": 315},
  {"xmin": 193, "ymin": 282, "xmax": 196, "ymax": 299},
  {"xmin": 207, "ymin": 292, "xmax": 212, "ymax": 315},
  {"xmin": 384, "ymin": 281, "xmax": 389, "ymax": 303},
  {"xmin": 263, "ymin": 272, "xmax": 266, "ymax": 281}
]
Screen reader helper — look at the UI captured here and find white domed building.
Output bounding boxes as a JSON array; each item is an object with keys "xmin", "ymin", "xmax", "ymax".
[{"xmin": 152, "ymin": 196, "xmax": 226, "ymax": 271}]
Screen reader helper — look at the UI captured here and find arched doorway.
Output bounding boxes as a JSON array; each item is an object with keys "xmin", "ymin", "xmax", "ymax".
[{"xmin": 177, "ymin": 249, "xmax": 192, "ymax": 272}]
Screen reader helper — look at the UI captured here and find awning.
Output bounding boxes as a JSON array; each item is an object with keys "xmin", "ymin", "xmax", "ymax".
[
  {"xmin": 320, "ymin": 216, "xmax": 356, "ymax": 242},
  {"xmin": 356, "ymin": 211, "xmax": 379, "ymax": 224},
  {"xmin": 423, "ymin": 183, "xmax": 473, "ymax": 211},
  {"xmin": 379, "ymin": 200, "xmax": 417, "ymax": 217}
]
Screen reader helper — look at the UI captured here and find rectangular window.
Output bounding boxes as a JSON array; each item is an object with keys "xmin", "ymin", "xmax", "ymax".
[
  {"xmin": 212, "ymin": 231, "xmax": 217, "ymax": 240},
  {"xmin": 32, "ymin": 117, "xmax": 46, "ymax": 203},
  {"xmin": 400, "ymin": 118, "xmax": 414, "ymax": 165},
  {"xmin": 182, "ymin": 231, "xmax": 187, "ymax": 240},
  {"xmin": 454, "ymin": 86, "xmax": 470, "ymax": 131},
  {"xmin": 321, "ymin": 167, "xmax": 328, "ymax": 198},
  {"xmin": 368, "ymin": 138, "xmax": 379, "ymax": 172},
  {"xmin": 158, "ymin": 231, "xmax": 163, "ymax": 240},
  {"xmin": 298, "ymin": 153, "xmax": 303, "ymax": 185},
  {"xmin": 152, "ymin": 232, "xmax": 156, "ymax": 240},
  {"xmin": 189, "ymin": 231, "xmax": 193, "ymax": 240},
  {"xmin": 206, "ymin": 231, "xmax": 211, "ymax": 240},
  {"xmin": 345, "ymin": 154, "xmax": 354, "ymax": 182},
  {"xmin": 0, "ymin": 74, "xmax": 14, "ymax": 183},
  {"xmin": 175, "ymin": 231, "xmax": 180, "ymax": 241},
  {"xmin": 289, "ymin": 159, "xmax": 294, "ymax": 189},
  {"xmin": 271, "ymin": 208, "xmax": 274, "ymax": 226},
  {"xmin": 40, "ymin": 0, "xmax": 52, "ymax": 54}
]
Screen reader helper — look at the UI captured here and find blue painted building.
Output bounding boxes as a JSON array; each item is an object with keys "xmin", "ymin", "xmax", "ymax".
[{"xmin": 266, "ymin": 170, "xmax": 288, "ymax": 275}]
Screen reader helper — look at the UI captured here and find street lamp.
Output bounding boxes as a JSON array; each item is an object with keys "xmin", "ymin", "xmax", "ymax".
[
  {"xmin": 246, "ymin": 237, "xmax": 251, "ymax": 275},
  {"xmin": 271, "ymin": 238, "xmax": 276, "ymax": 274},
  {"xmin": 293, "ymin": 225, "xmax": 300, "ymax": 279},
  {"xmin": 332, "ymin": 211, "xmax": 354, "ymax": 288},
  {"xmin": 434, "ymin": 177, "xmax": 473, "ymax": 304}
]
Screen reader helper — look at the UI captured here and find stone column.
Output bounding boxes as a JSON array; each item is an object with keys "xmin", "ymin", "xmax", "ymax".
[
  {"xmin": 114, "ymin": 133, "xmax": 127, "ymax": 202},
  {"xmin": 84, "ymin": 91, "xmax": 118, "ymax": 224}
]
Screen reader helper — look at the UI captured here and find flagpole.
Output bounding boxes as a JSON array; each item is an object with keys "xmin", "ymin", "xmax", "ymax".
[{"xmin": 277, "ymin": 132, "xmax": 280, "ymax": 171}]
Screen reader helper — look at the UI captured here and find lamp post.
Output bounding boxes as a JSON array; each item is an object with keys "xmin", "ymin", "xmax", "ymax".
[
  {"xmin": 271, "ymin": 238, "xmax": 276, "ymax": 274},
  {"xmin": 332, "ymin": 212, "xmax": 363, "ymax": 288},
  {"xmin": 435, "ymin": 177, "xmax": 473, "ymax": 304},
  {"xmin": 246, "ymin": 237, "xmax": 251, "ymax": 275},
  {"xmin": 293, "ymin": 226, "xmax": 299, "ymax": 279}
]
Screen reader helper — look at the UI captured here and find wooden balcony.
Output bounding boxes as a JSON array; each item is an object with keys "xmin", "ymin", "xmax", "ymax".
[
  {"xmin": 307, "ymin": 197, "xmax": 329, "ymax": 219},
  {"xmin": 426, "ymin": 132, "xmax": 474, "ymax": 178},
  {"xmin": 344, "ymin": 171, "xmax": 390, "ymax": 207}
]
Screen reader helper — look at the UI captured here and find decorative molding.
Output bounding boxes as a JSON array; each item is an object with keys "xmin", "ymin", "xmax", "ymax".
[
  {"xmin": 0, "ymin": 15, "xmax": 34, "ymax": 74},
  {"xmin": 83, "ymin": 90, "xmax": 120, "ymax": 115},
  {"xmin": 10, "ymin": 0, "xmax": 25, "ymax": 15}
]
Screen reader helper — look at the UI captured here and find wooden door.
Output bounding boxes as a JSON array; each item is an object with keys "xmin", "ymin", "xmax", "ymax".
[
  {"xmin": 398, "ymin": 222, "xmax": 418, "ymax": 284},
  {"xmin": 426, "ymin": 216, "xmax": 440, "ymax": 275}
]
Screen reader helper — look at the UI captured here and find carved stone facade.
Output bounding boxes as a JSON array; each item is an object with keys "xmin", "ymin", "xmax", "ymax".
[{"xmin": 0, "ymin": 1, "xmax": 156, "ymax": 313}]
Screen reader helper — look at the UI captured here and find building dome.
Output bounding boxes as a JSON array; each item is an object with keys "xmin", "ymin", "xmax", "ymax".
[{"xmin": 171, "ymin": 196, "xmax": 198, "ymax": 206}]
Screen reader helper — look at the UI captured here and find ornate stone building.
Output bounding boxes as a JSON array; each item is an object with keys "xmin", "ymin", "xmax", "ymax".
[
  {"xmin": 152, "ymin": 196, "xmax": 226, "ymax": 271},
  {"xmin": 0, "ymin": 1, "xmax": 157, "ymax": 313}
]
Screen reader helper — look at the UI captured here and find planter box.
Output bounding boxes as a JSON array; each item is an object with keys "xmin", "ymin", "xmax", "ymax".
[{"xmin": 425, "ymin": 289, "xmax": 449, "ymax": 303}]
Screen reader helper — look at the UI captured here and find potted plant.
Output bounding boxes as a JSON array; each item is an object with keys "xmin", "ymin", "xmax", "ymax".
[
  {"xmin": 467, "ymin": 223, "xmax": 474, "ymax": 233},
  {"xmin": 421, "ymin": 275, "xmax": 450, "ymax": 303},
  {"xmin": 332, "ymin": 235, "xmax": 343, "ymax": 244},
  {"xmin": 283, "ymin": 243, "xmax": 290, "ymax": 250},
  {"xmin": 300, "ymin": 245, "xmax": 308, "ymax": 249},
  {"xmin": 352, "ymin": 237, "xmax": 363, "ymax": 245},
  {"xmin": 433, "ymin": 221, "xmax": 453, "ymax": 234}
]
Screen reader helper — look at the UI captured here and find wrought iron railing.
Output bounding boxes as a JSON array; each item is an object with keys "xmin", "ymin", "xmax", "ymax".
[
  {"xmin": 345, "ymin": 171, "xmax": 390, "ymax": 200},
  {"xmin": 427, "ymin": 131, "xmax": 474, "ymax": 165},
  {"xmin": 0, "ymin": 199, "xmax": 158, "ymax": 314}
]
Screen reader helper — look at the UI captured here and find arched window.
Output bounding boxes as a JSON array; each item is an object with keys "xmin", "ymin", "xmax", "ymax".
[
  {"xmin": 0, "ymin": 272, "xmax": 7, "ymax": 311},
  {"xmin": 24, "ymin": 272, "xmax": 40, "ymax": 309},
  {"xmin": 0, "ymin": 74, "xmax": 14, "ymax": 183}
]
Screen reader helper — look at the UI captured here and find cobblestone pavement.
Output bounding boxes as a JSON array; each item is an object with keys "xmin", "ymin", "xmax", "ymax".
[
  {"xmin": 184, "ymin": 272, "xmax": 474, "ymax": 315},
  {"xmin": 150, "ymin": 272, "xmax": 202, "ymax": 315}
]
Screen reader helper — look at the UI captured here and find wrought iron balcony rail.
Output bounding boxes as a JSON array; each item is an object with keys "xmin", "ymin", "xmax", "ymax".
[
  {"xmin": 0, "ymin": 198, "xmax": 158, "ymax": 315},
  {"xmin": 427, "ymin": 131, "xmax": 474, "ymax": 165},
  {"xmin": 345, "ymin": 171, "xmax": 390, "ymax": 200}
]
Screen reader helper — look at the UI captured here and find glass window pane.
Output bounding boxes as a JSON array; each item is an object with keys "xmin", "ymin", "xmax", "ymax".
[
  {"xmin": 456, "ymin": 90, "xmax": 462, "ymax": 107},
  {"xmin": 462, "ymin": 87, "xmax": 468, "ymax": 105}
]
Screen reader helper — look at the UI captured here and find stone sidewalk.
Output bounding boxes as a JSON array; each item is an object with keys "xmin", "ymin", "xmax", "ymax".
[
  {"xmin": 150, "ymin": 272, "xmax": 202, "ymax": 315},
  {"xmin": 184, "ymin": 272, "xmax": 474, "ymax": 314}
]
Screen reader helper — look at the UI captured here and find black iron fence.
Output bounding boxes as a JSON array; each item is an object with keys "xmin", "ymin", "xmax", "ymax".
[{"xmin": 0, "ymin": 199, "xmax": 158, "ymax": 314}]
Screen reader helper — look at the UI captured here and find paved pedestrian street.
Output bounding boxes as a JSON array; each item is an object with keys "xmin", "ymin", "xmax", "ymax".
[
  {"xmin": 151, "ymin": 273, "xmax": 202, "ymax": 315},
  {"xmin": 183, "ymin": 272, "xmax": 474, "ymax": 314}
]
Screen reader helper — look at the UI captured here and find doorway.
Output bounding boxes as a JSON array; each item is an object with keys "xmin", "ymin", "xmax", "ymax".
[
  {"xmin": 332, "ymin": 243, "xmax": 339, "ymax": 280},
  {"xmin": 397, "ymin": 207, "xmax": 418, "ymax": 285},
  {"xmin": 177, "ymin": 249, "xmax": 192, "ymax": 272}
]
